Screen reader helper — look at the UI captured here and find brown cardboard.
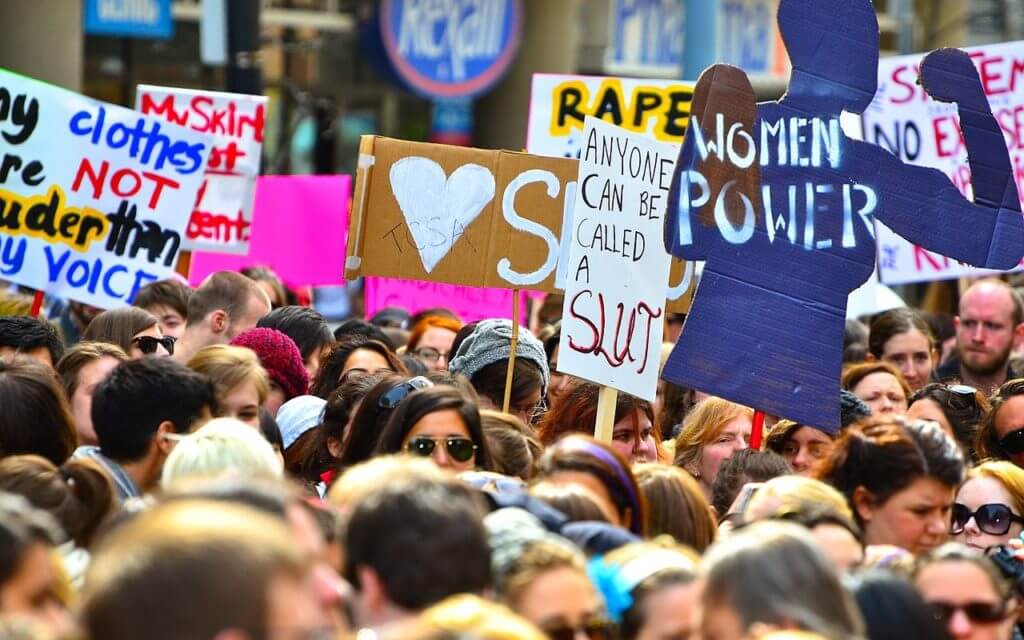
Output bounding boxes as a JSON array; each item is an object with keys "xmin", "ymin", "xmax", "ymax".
[{"xmin": 347, "ymin": 135, "xmax": 694, "ymax": 311}]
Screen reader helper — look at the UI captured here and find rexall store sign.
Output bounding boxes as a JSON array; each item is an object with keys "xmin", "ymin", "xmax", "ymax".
[{"xmin": 380, "ymin": 0, "xmax": 524, "ymax": 98}]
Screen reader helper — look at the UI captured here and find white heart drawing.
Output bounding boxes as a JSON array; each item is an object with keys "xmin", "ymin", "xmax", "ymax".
[{"xmin": 389, "ymin": 157, "xmax": 496, "ymax": 273}]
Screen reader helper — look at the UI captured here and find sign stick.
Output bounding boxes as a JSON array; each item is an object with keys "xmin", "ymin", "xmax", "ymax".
[
  {"xmin": 750, "ymin": 410, "xmax": 766, "ymax": 450},
  {"xmin": 29, "ymin": 291, "xmax": 44, "ymax": 318},
  {"xmin": 175, "ymin": 250, "xmax": 192, "ymax": 280},
  {"xmin": 502, "ymin": 290, "xmax": 521, "ymax": 414},
  {"xmin": 594, "ymin": 386, "xmax": 619, "ymax": 443}
]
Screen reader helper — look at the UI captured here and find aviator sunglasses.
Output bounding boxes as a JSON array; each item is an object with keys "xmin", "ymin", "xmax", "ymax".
[
  {"xmin": 540, "ymin": 618, "xmax": 614, "ymax": 640},
  {"xmin": 928, "ymin": 600, "xmax": 1010, "ymax": 625},
  {"xmin": 951, "ymin": 503, "xmax": 1024, "ymax": 536},
  {"xmin": 132, "ymin": 335, "xmax": 176, "ymax": 355},
  {"xmin": 405, "ymin": 435, "xmax": 477, "ymax": 463}
]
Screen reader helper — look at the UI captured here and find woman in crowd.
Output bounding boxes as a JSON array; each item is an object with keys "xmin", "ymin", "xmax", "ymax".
[
  {"xmin": 914, "ymin": 544, "xmax": 1019, "ymax": 640},
  {"xmin": 257, "ymin": 306, "xmax": 335, "ymax": 382},
  {"xmin": 841, "ymin": 361, "xmax": 911, "ymax": 416},
  {"xmin": 541, "ymin": 325, "xmax": 575, "ymax": 407},
  {"xmin": 241, "ymin": 266, "xmax": 288, "ymax": 309},
  {"xmin": 481, "ymin": 410, "xmax": 540, "ymax": 481},
  {"xmin": 311, "ymin": 336, "xmax": 406, "ymax": 399},
  {"xmin": 407, "ymin": 315, "xmax": 462, "ymax": 372},
  {"xmin": 82, "ymin": 307, "xmax": 174, "ymax": 358},
  {"xmin": 952, "ymin": 461, "xmax": 1024, "ymax": 553},
  {"xmin": 974, "ymin": 379, "xmax": 1024, "ymax": 467},
  {"xmin": 538, "ymin": 380, "xmax": 659, "ymax": 464},
  {"xmin": 709, "ymin": 449, "xmax": 791, "ymax": 522},
  {"xmin": 852, "ymin": 570, "xmax": 953, "ymax": 640},
  {"xmin": 699, "ymin": 521, "xmax": 865, "ymax": 640},
  {"xmin": 161, "ymin": 418, "xmax": 283, "ymax": 487},
  {"xmin": 187, "ymin": 345, "xmax": 270, "ymax": 428},
  {"xmin": 55, "ymin": 342, "xmax": 128, "ymax": 447},
  {"xmin": 673, "ymin": 396, "xmax": 753, "ymax": 500},
  {"xmin": 534, "ymin": 434, "xmax": 646, "ymax": 536},
  {"xmin": 908, "ymin": 383, "xmax": 989, "ymax": 461},
  {"xmin": 657, "ymin": 382, "xmax": 698, "ymax": 441},
  {"xmin": 335, "ymin": 374, "xmax": 427, "ymax": 470},
  {"xmin": 604, "ymin": 541, "xmax": 700, "ymax": 640},
  {"xmin": 0, "ymin": 359, "xmax": 77, "ymax": 466},
  {"xmin": 375, "ymin": 386, "xmax": 494, "ymax": 472},
  {"xmin": 634, "ymin": 464, "xmax": 716, "ymax": 553},
  {"xmin": 450, "ymin": 319, "xmax": 549, "ymax": 427},
  {"xmin": 231, "ymin": 327, "xmax": 310, "ymax": 416},
  {"xmin": 868, "ymin": 308, "xmax": 938, "ymax": 392},
  {"xmin": 766, "ymin": 419, "xmax": 836, "ymax": 476},
  {"xmin": 275, "ymin": 395, "xmax": 327, "ymax": 480},
  {"xmin": 815, "ymin": 417, "xmax": 965, "ymax": 554}
]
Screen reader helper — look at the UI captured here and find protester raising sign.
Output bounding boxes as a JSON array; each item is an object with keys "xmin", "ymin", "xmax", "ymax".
[
  {"xmin": 0, "ymin": 69, "xmax": 210, "ymax": 309},
  {"xmin": 862, "ymin": 40, "xmax": 1024, "ymax": 285},
  {"xmin": 527, "ymin": 74, "xmax": 694, "ymax": 159},
  {"xmin": 136, "ymin": 85, "xmax": 266, "ymax": 254},
  {"xmin": 558, "ymin": 117, "xmax": 675, "ymax": 402},
  {"xmin": 663, "ymin": 0, "xmax": 1024, "ymax": 430}
]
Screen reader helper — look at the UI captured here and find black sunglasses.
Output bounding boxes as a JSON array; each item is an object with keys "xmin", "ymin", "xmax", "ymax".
[
  {"xmin": 405, "ymin": 436, "xmax": 477, "ymax": 463},
  {"xmin": 951, "ymin": 503, "xmax": 1024, "ymax": 536},
  {"xmin": 378, "ymin": 376, "xmax": 433, "ymax": 409},
  {"xmin": 928, "ymin": 600, "xmax": 1008, "ymax": 625},
  {"xmin": 541, "ymin": 618, "xmax": 614, "ymax": 640},
  {"xmin": 132, "ymin": 335, "xmax": 175, "ymax": 355},
  {"xmin": 999, "ymin": 428, "xmax": 1024, "ymax": 455}
]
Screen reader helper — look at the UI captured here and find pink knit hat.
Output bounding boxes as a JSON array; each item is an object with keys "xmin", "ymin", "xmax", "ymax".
[{"xmin": 231, "ymin": 328, "xmax": 309, "ymax": 399}]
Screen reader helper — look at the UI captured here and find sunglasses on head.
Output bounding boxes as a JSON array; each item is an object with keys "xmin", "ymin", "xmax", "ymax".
[
  {"xmin": 928, "ymin": 600, "xmax": 1008, "ymax": 625},
  {"xmin": 999, "ymin": 428, "xmax": 1024, "ymax": 455},
  {"xmin": 378, "ymin": 376, "xmax": 434, "ymax": 409},
  {"xmin": 951, "ymin": 503, "xmax": 1024, "ymax": 536},
  {"xmin": 405, "ymin": 436, "xmax": 477, "ymax": 463},
  {"xmin": 132, "ymin": 335, "xmax": 175, "ymax": 355},
  {"xmin": 541, "ymin": 618, "xmax": 614, "ymax": 640}
]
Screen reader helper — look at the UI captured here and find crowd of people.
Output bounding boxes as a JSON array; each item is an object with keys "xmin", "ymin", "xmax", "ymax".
[{"xmin": 2, "ymin": 269, "xmax": 1024, "ymax": 639}]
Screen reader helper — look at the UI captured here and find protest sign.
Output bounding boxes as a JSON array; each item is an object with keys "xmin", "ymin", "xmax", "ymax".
[
  {"xmin": 346, "ymin": 135, "xmax": 694, "ymax": 311},
  {"xmin": 526, "ymin": 73, "xmax": 695, "ymax": 159},
  {"xmin": 558, "ymin": 117, "xmax": 676, "ymax": 402},
  {"xmin": 364, "ymin": 278, "xmax": 531, "ymax": 325},
  {"xmin": 662, "ymin": 0, "xmax": 1023, "ymax": 430},
  {"xmin": 861, "ymin": 40, "xmax": 1024, "ymax": 285},
  {"xmin": 136, "ymin": 85, "xmax": 266, "ymax": 254},
  {"xmin": 0, "ymin": 68, "xmax": 210, "ymax": 309},
  {"xmin": 188, "ymin": 175, "xmax": 351, "ymax": 287}
]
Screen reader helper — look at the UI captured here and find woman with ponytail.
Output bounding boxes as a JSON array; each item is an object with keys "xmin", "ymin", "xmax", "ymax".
[{"xmin": 0, "ymin": 455, "xmax": 116, "ymax": 586}]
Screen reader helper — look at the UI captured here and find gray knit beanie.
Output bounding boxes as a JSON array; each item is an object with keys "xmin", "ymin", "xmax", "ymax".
[{"xmin": 449, "ymin": 319, "xmax": 550, "ymax": 394}]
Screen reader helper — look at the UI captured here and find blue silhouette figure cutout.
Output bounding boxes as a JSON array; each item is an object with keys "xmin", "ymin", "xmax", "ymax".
[{"xmin": 662, "ymin": 0, "xmax": 1024, "ymax": 429}]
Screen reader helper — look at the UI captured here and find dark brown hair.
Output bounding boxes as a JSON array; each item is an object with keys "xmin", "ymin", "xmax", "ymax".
[
  {"xmin": 133, "ymin": 279, "xmax": 192, "ymax": 319},
  {"xmin": 814, "ymin": 416, "xmax": 965, "ymax": 526},
  {"xmin": 470, "ymin": 359, "xmax": 544, "ymax": 410},
  {"xmin": 0, "ymin": 455, "xmax": 114, "ymax": 547},
  {"xmin": 82, "ymin": 307, "xmax": 159, "ymax": 353},
  {"xmin": 710, "ymin": 449, "xmax": 791, "ymax": 520},
  {"xmin": 310, "ymin": 336, "xmax": 406, "ymax": 399},
  {"xmin": 635, "ymin": 464, "xmax": 717, "ymax": 552},
  {"xmin": 55, "ymin": 342, "xmax": 129, "ymax": 401},
  {"xmin": 910, "ymin": 383, "xmax": 989, "ymax": 461},
  {"xmin": 868, "ymin": 309, "xmax": 935, "ymax": 359},
  {"xmin": 976, "ymin": 378, "xmax": 1024, "ymax": 461},
  {"xmin": 0, "ymin": 359, "xmax": 77, "ymax": 465},
  {"xmin": 537, "ymin": 379, "xmax": 655, "ymax": 446},
  {"xmin": 336, "ymin": 374, "xmax": 413, "ymax": 469}
]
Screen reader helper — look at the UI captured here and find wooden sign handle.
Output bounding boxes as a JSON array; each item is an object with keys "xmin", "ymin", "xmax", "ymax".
[
  {"xmin": 502, "ymin": 290, "xmax": 521, "ymax": 415},
  {"xmin": 594, "ymin": 386, "xmax": 618, "ymax": 443}
]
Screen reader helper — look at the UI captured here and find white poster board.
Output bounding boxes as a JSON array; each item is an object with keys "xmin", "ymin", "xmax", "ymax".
[
  {"xmin": 557, "ymin": 117, "xmax": 675, "ymax": 401},
  {"xmin": 862, "ymin": 40, "xmax": 1024, "ymax": 285},
  {"xmin": 0, "ymin": 69, "xmax": 210, "ymax": 308},
  {"xmin": 137, "ymin": 85, "xmax": 266, "ymax": 254}
]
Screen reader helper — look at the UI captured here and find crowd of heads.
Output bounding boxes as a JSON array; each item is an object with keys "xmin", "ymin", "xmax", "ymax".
[{"xmin": 3, "ymin": 272, "xmax": 1024, "ymax": 639}]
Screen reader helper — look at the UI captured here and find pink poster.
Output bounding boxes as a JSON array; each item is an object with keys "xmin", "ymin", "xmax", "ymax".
[
  {"xmin": 189, "ymin": 175, "xmax": 351, "ymax": 287},
  {"xmin": 364, "ymin": 278, "xmax": 532, "ymax": 325}
]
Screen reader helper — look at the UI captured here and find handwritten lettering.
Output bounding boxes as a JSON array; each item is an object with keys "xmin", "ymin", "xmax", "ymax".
[
  {"xmin": 551, "ymin": 79, "xmax": 692, "ymax": 142},
  {"xmin": 0, "ymin": 185, "xmax": 108, "ymax": 251},
  {"xmin": 567, "ymin": 289, "xmax": 662, "ymax": 374},
  {"xmin": 68, "ymin": 106, "xmax": 206, "ymax": 175}
]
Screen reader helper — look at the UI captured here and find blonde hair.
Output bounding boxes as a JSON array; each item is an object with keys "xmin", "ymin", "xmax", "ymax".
[
  {"xmin": 187, "ymin": 345, "xmax": 269, "ymax": 405},
  {"xmin": 673, "ymin": 397, "xmax": 753, "ymax": 469},
  {"xmin": 745, "ymin": 475, "xmax": 854, "ymax": 522},
  {"xmin": 327, "ymin": 455, "xmax": 447, "ymax": 512},
  {"xmin": 966, "ymin": 460, "xmax": 1024, "ymax": 516},
  {"xmin": 161, "ymin": 418, "xmax": 282, "ymax": 487},
  {"xmin": 503, "ymin": 540, "xmax": 587, "ymax": 611},
  {"xmin": 398, "ymin": 594, "xmax": 546, "ymax": 640}
]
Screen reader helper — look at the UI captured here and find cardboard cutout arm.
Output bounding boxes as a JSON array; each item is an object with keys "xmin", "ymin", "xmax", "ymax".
[{"xmin": 666, "ymin": 64, "xmax": 762, "ymax": 261}]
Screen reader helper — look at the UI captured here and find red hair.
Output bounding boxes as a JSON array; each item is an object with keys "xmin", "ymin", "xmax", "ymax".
[
  {"xmin": 407, "ymin": 316, "xmax": 463, "ymax": 352},
  {"xmin": 537, "ymin": 379, "xmax": 655, "ymax": 446}
]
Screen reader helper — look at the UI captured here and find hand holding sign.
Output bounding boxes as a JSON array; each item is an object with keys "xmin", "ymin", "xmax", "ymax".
[{"xmin": 662, "ymin": 0, "xmax": 1024, "ymax": 430}]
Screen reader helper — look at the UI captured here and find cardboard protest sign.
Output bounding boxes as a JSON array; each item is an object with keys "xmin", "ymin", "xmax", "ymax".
[
  {"xmin": 526, "ymin": 74, "xmax": 695, "ymax": 159},
  {"xmin": 558, "ymin": 117, "xmax": 676, "ymax": 401},
  {"xmin": 364, "ymin": 278, "xmax": 532, "ymax": 325},
  {"xmin": 188, "ymin": 175, "xmax": 351, "ymax": 287},
  {"xmin": 346, "ymin": 136, "xmax": 695, "ymax": 311},
  {"xmin": 136, "ymin": 85, "xmax": 266, "ymax": 254},
  {"xmin": 663, "ymin": 0, "xmax": 1024, "ymax": 429},
  {"xmin": 0, "ymin": 69, "xmax": 210, "ymax": 309},
  {"xmin": 862, "ymin": 40, "xmax": 1024, "ymax": 285}
]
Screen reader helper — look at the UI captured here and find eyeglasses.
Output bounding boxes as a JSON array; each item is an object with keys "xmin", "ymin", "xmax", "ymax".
[
  {"xmin": 132, "ymin": 335, "xmax": 176, "ymax": 355},
  {"xmin": 405, "ymin": 436, "xmax": 477, "ymax": 463},
  {"xmin": 951, "ymin": 503, "xmax": 1024, "ymax": 535},
  {"xmin": 413, "ymin": 346, "xmax": 449, "ymax": 364},
  {"xmin": 540, "ymin": 618, "xmax": 614, "ymax": 640},
  {"xmin": 378, "ymin": 376, "xmax": 433, "ymax": 409},
  {"xmin": 928, "ymin": 600, "xmax": 1009, "ymax": 625},
  {"xmin": 999, "ymin": 428, "xmax": 1024, "ymax": 455}
]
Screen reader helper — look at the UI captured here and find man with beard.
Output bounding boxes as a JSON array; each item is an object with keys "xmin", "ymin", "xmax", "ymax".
[{"xmin": 935, "ymin": 279, "xmax": 1024, "ymax": 395}]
